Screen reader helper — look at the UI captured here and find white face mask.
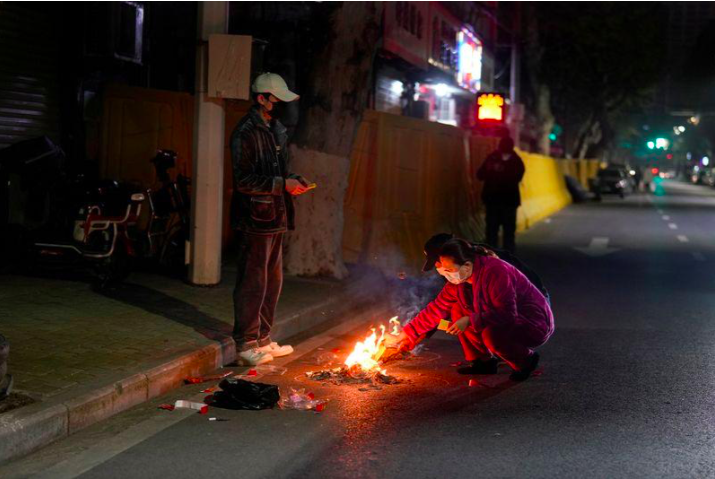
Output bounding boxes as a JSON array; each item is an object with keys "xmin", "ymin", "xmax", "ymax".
[{"xmin": 437, "ymin": 264, "xmax": 472, "ymax": 284}]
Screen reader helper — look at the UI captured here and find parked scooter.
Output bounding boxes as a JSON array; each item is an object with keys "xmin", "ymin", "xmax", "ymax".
[
  {"xmin": 138, "ymin": 150, "xmax": 191, "ymax": 278},
  {"xmin": 0, "ymin": 137, "xmax": 145, "ymax": 287}
]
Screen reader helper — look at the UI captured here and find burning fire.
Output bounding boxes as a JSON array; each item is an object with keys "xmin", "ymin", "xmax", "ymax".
[
  {"xmin": 389, "ymin": 316, "xmax": 402, "ymax": 336},
  {"xmin": 305, "ymin": 316, "xmax": 405, "ymax": 387},
  {"xmin": 344, "ymin": 316, "xmax": 400, "ymax": 373}
]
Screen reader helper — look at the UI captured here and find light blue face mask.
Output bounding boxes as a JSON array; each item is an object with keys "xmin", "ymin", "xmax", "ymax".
[{"xmin": 437, "ymin": 264, "xmax": 472, "ymax": 284}]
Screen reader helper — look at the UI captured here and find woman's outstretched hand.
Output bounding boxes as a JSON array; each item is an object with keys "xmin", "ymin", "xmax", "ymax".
[
  {"xmin": 446, "ymin": 316, "xmax": 470, "ymax": 335},
  {"xmin": 385, "ymin": 330, "xmax": 414, "ymax": 351}
]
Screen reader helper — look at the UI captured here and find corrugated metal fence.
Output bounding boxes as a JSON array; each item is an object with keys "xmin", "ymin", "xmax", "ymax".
[{"xmin": 0, "ymin": 3, "xmax": 60, "ymax": 149}]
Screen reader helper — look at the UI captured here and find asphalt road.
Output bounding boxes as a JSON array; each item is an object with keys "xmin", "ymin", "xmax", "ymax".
[{"xmin": 4, "ymin": 180, "xmax": 715, "ymax": 479}]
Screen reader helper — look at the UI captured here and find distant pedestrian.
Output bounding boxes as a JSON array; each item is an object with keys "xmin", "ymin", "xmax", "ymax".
[
  {"xmin": 477, "ymin": 136, "xmax": 525, "ymax": 253},
  {"xmin": 230, "ymin": 73, "xmax": 313, "ymax": 366},
  {"xmin": 632, "ymin": 167, "xmax": 643, "ymax": 192}
]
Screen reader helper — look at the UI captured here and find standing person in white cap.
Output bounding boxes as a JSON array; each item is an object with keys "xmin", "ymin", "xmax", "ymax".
[{"xmin": 230, "ymin": 73, "xmax": 313, "ymax": 365}]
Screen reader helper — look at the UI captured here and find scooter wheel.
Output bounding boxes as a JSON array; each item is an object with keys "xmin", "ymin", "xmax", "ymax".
[
  {"xmin": 160, "ymin": 227, "xmax": 188, "ymax": 279},
  {"xmin": 94, "ymin": 248, "xmax": 132, "ymax": 289}
]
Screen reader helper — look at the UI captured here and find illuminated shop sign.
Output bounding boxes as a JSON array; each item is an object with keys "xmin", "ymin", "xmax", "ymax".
[
  {"xmin": 457, "ymin": 29, "xmax": 483, "ymax": 93},
  {"xmin": 477, "ymin": 93, "xmax": 505, "ymax": 122}
]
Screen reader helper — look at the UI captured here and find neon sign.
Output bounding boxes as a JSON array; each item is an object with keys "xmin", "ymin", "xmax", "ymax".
[
  {"xmin": 477, "ymin": 93, "xmax": 505, "ymax": 122},
  {"xmin": 457, "ymin": 29, "xmax": 482, "ymax": 92}
]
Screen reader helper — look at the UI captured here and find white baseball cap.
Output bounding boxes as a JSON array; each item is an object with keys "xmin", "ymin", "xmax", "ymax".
[{"xmin": 251, "ymin": 73, "xmax": 299, "ymax": 102}]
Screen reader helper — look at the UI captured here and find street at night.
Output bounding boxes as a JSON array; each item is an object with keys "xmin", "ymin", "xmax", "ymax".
[
  {"xmin": 3, "ymin": 182, "xmax": 715, "ymax": 478},
  {"xmin": 3, "ymin": 1, "xmax": 715, "ymax": 478}
]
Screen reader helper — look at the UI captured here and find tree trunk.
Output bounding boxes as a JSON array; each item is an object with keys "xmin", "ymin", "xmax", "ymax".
[
  {"xmin": 534, "ymin": 85, "xmax": 555, "ymax": 155},
  {"xmin": 572, "ymin": 116, "xmax": 598, "ymax": 159},
  {"xmin": 577, "ymin": 122, "xmax": 602, "ymax": 159},
  {"xmin": 284, "ymin": 2, "xmax": 382, "ymax": 278},
  {"xmin": 522, "ymin": 4, "xmax": 554, "ymax": 155}
]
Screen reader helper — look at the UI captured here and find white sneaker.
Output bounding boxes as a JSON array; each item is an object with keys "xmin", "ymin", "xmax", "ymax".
[
  {"xmin": 237, "ymin": 348, "xmax": 274, "ymax": 366},
  {"xmin": 258, "ymin": 342, "xmax": 294, "ymax": 358}
]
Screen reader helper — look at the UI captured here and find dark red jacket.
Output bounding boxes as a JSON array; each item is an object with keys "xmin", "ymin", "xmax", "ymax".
[{"xmin": 404, "ymin": 256, "xmax": 554, "ymax": 340}]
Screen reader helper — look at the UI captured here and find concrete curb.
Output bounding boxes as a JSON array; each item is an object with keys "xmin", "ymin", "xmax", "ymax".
[
  {"xmin": 0, "ymin": 280, "xmax": 386, "ymax": 465},
  {"xmin": 0, "ymin": 337, "xmax": 233, "ymax": 464}
]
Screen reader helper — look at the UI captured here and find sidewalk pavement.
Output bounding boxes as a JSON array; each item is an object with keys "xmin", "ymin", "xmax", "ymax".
[{"xmin": 0, "ymin": 265, "xmax": 391, "ymax": 464}]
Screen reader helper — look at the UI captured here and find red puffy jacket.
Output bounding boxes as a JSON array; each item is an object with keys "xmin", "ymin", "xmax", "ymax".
[{"xmin": 404, "ymin": 256, "xmax": 554, "ymax": 340}]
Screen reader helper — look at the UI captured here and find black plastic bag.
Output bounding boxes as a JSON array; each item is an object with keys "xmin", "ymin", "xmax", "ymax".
[{"xmin": 211, "ymin": 378, "xmax": 280, "ymax": 410}]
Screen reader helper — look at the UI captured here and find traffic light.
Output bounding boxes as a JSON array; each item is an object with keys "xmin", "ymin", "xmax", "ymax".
[{"xmin": 646, "ymin": 138, "xmax": 669, "ymax": 150}]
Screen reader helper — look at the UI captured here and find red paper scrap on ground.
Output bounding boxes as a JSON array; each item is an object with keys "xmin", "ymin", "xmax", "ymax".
[
  {"xmin": 331, "ymin": 348, "xmax": 341, "ymax": 353},
  {"xmin": 158, "ymin": 404, "xmax": 175, "ymax": 411},
  {"xmin": 183, "ymin": 371, "xmax": 232, "ymax": 384},
  {"xmin": 468, "ymin": 379, "xmax": 479, "ymax": 387},
  {"xmin": 247, "ymin": 369, "xmax": 258, "ymax": 377}
]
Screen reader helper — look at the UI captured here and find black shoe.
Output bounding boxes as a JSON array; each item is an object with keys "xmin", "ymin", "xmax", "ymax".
[
  {"xmin": 509, "ymin": 352, "xmax": 540, "ymax": 382},
  {"xmin": 457, "ymin": 358, "xmax": 499, "ymax": 375}
]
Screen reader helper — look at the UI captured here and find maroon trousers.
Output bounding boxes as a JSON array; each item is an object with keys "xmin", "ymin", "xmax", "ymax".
[{"xmin": 451, "ymin": 305, "xmax": 547, "ymax": 371}]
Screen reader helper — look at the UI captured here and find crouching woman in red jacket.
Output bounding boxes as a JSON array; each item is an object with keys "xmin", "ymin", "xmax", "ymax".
[{"xmin": 394, "ymin": 238, "xmax": 554, "ymax": 381}]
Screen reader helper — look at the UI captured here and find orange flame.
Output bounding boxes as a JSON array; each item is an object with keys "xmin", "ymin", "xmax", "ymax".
[
  {"xmin": 389, "ymin": 316, "xmax": 401, "ymax": 336},
  {"xmin": 344, "ymin": 317, "xmax": 401, "ymax": 373}
]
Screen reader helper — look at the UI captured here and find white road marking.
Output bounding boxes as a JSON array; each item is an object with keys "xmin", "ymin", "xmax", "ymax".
[
  {"xmin": 692, "ymin": 252, "xmax": 706, "ymax": 261},
  {"xmin": 677, "ymin": 235, "xmax": 689, "ymax": 243},
  {"xmin": 591, "ymin": 237, "xmax": 610, "ymax": 248},
  {"xmin": 668, "ymin": 223, "xmax": 678, "ymax": 230},
  {"xmin": 574, "ymin": 237, "xmax": 620, "ymax": 257},
  {"xmin": 662, "ymin": 215, "xmax": 670, "ymax": 221}
]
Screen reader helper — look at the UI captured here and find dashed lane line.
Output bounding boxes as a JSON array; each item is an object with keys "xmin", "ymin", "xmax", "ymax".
[
  {"xmin": 677, "ymin": 235, "xmax": 689, "ymax": 243},
  {"xmin": 668, "ymin": 223, "xmax": 678, "ymax": 230},
  {"xmin": 662, "ymin": 215, "xmax": 670, "ymax": 221}
]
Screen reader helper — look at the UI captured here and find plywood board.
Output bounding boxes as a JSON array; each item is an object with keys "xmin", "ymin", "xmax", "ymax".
[{"xmin": 208, "ymin": 34, "xmax": 252, "ymax": 99}]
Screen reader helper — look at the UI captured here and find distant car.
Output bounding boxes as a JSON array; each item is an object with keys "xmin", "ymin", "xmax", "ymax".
[
  {"xmin": 690, "ymin": 167, "xmax": 715, "ymax": 186},
  {"xmin": 590, "ymin": 167, "xmax": 634, "ymax": 199}
]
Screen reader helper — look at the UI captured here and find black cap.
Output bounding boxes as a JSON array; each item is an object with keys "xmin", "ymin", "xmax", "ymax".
[{"xmin": 422, "ymin": 233, "xmax": 454, "ymax": 272}]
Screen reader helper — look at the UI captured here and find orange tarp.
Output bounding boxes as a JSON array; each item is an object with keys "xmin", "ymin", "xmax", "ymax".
[
  {"xmin": 342, "ymin": 110, "xmax": 498, "ymax": 271},
  {"xmin": 100, "ymin": 85, "xmax": 252, "ymax": 245},
  {"xmin": 342, "ymin": 110, "xmax": 582, "ymax": 272},
  {"xmin": 100, "ymin": 84, "xmax": 194, "ymax": 184}
]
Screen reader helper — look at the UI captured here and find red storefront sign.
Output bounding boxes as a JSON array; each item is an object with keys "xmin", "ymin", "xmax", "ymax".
[{"xmin": 477, "ymin": 93, "xmax": 505, "ymax": 122}]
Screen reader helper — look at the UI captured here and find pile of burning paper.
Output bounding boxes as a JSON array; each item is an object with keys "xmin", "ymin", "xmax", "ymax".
[{"xmin": 305, "ymin": 317, "xmax": 408, "ymax": 387}]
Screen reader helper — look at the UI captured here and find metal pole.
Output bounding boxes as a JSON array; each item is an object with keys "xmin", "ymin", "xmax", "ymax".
[{"xmin": 509, "ymin": 2, "xmax": 522, "ymax": 145}]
